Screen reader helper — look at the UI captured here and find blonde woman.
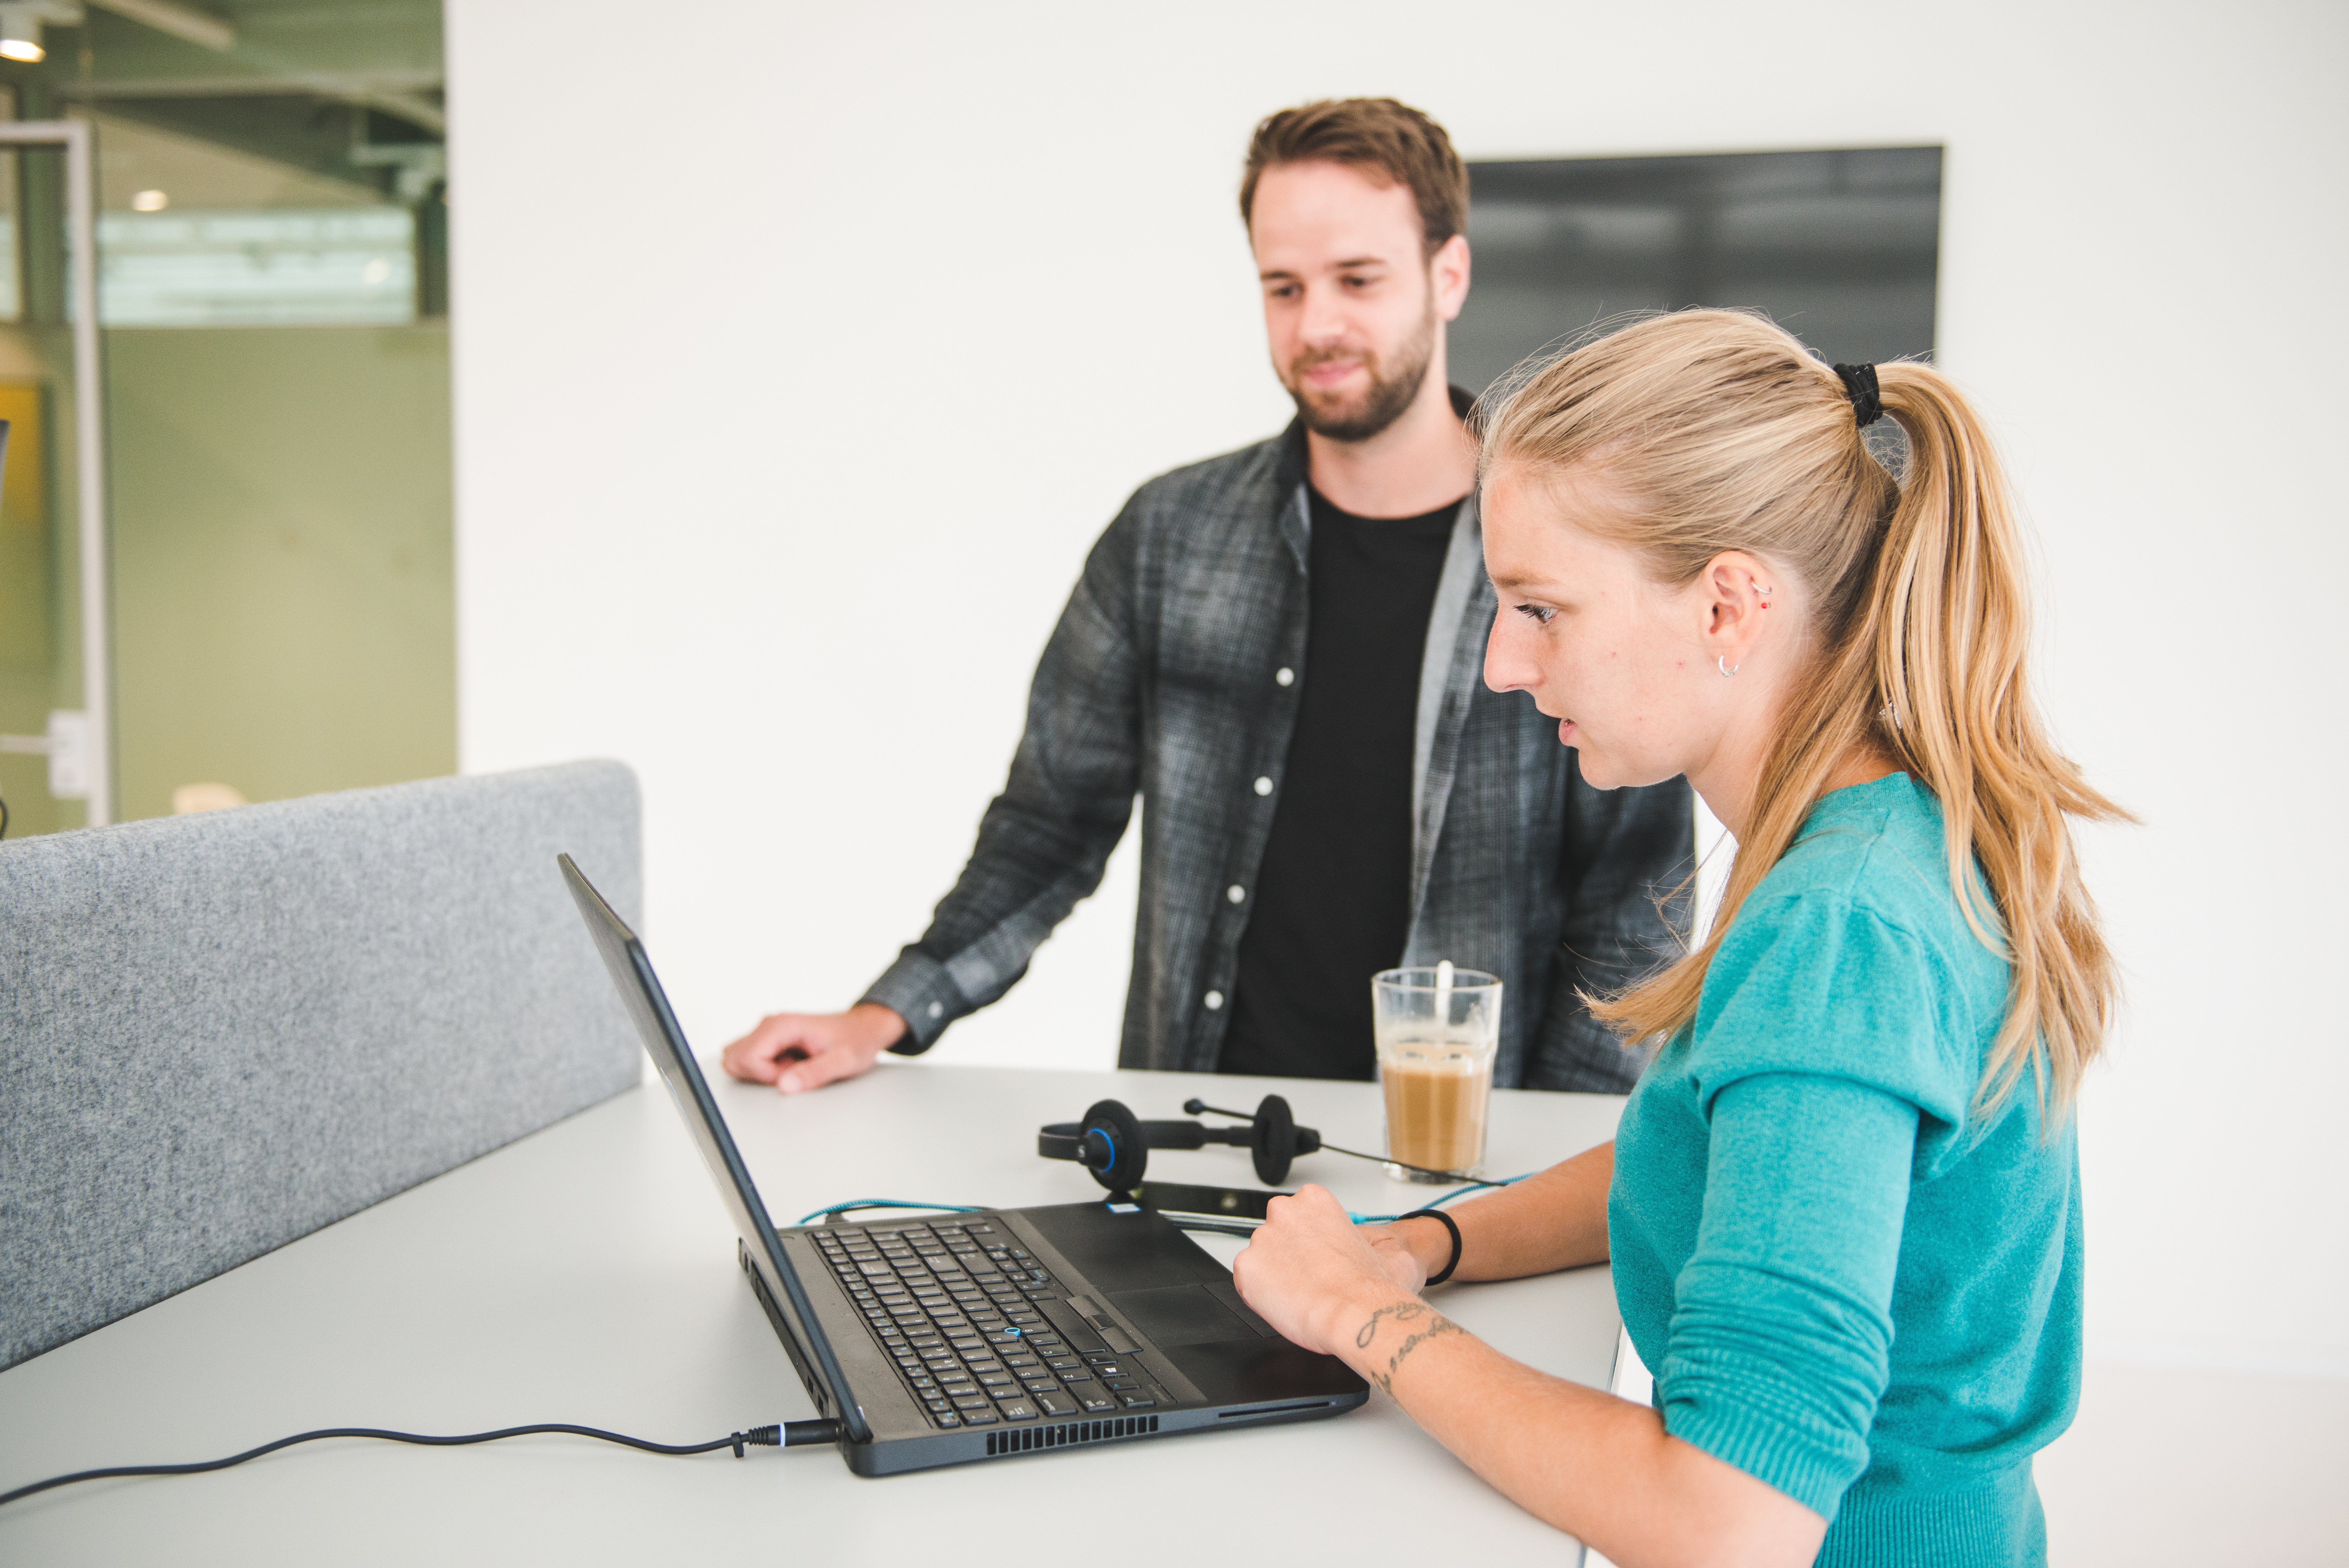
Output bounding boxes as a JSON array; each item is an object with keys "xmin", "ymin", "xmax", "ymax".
[{"xmin": 1232, "ymin": 310, "xmax": 2124, "ymax": 1567}]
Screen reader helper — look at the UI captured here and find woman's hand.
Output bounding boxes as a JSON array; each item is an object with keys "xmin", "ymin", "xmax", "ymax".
[
  {"xmin": 1358, "ymin": 1221, "xmax": 1432, "ymax": 1295},
  {"xmin": 1231, "ymin": 1185, "xmax": 1417, "ymax": 1356}
]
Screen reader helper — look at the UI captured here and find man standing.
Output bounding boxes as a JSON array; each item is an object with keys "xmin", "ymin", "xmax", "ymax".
[{"xmin": 723, "ymin": 99, "xmax": 1690, "ymax": 1095}]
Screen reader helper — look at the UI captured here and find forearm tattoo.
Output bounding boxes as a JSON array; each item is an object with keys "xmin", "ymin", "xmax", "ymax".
[
  {"xmin": 1355, "ymin": 1300, "xmax": 1431, "ymax": 1349},
  {"xmin": 1354, "ymin": 1301, "xmax": 1466, "ymax": 1395}
]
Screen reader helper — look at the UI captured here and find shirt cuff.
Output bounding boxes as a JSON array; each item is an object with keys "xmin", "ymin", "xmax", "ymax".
[{"xmin": 859, "ymin": 950, "xmax": 965, "ymax": 1055}]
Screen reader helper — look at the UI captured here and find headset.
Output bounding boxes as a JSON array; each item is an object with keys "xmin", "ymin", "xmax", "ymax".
[{"xmin": 1037, "ymin": 1095, "xmax": 1470, "ymax": 1192}]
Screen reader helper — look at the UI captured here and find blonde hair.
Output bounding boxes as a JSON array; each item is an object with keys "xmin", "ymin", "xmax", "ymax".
[{"xmin": 1482, "ymin": 310, "xmax": 2129, "ymax": 1120}]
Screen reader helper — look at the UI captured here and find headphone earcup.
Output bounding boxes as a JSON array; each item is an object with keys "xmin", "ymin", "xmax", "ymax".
[
  {"xmin": 1250, "ymin": 1095, "xmax": 1297, "ymax": 1185},
  {"xmin": 1079, "ymin": 1099, "xmax": 1148, "ymax": 1194}
]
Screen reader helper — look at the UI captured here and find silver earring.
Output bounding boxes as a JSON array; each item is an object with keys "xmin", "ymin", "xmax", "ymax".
[{"xmin": 1719, "ymin": 656, "xmax": 1739, "ymax": 677}]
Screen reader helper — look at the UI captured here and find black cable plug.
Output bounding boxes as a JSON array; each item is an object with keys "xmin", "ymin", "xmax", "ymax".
[{"xmin": 728, "ymin": 1419, "xmax": 841, "ymax": 1455}]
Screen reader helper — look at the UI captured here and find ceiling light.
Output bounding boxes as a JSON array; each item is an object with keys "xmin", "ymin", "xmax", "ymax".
[
  {"xmin": 0, "ymin": 19, "xmax": 43, "ymax": 61},
  {"xmin": 0, "ymin": 1, "xmax": 75, "ymax": 62},
  {"xmin": 131, "ymin": 188, "xmax": 167, "ymax": 211}
]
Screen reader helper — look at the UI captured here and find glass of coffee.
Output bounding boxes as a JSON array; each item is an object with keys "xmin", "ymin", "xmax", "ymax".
[{"xmin": 1372, "ymin": 964, "xmax": 1502, "ymax": 1183}]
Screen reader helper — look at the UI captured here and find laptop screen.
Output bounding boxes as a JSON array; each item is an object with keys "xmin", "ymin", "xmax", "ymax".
[{"xmin": 557, "ymin": 853, "xmax": 871, "ymax": 1442}]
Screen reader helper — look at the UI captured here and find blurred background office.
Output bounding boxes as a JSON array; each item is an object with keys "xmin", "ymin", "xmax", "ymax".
[
  {"xmin": 0, "ymin": 0, "xmax": 448, "ymax": 834},
  {"xmin": 0, "ymin": 1, "xmax": 2339, "ymax": 1560}
]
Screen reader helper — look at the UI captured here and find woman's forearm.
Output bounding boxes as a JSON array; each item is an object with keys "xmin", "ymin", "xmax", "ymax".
[
  {"xmin": 1233, "ymin": 1181, "xmax": 1823, "ymax": 1568},
  {"xmin": 1332, "ymin": 1291, "xmax": 1824, "ymax": 1568},
  {"xmin": 1392, "ymin": 1138, "xmax": 1615, "ymax": 1283}
]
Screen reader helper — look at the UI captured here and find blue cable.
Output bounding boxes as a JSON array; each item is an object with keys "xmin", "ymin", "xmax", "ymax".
[
  {"xmin": 796, "ymin": 1174, "xmax": 1531, "ymax": 1231},
  {"xmin": 1346, "ymin": 1171, "xmax": 1530, "ymax": 1225},
  {"xmin": 795, "ymin": 1198, "xmax": 987, "ymax": 1226}
]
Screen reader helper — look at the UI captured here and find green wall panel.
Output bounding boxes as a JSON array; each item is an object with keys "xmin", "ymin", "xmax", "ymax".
[{"xmin": 108, "ymin": 324, "xmax": 455, "ymax": 822}]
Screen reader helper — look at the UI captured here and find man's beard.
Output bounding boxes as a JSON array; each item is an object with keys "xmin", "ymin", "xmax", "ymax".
[{"xmin": 1284, "ymin": 303, "xmax": 1438, "ymax": 444}]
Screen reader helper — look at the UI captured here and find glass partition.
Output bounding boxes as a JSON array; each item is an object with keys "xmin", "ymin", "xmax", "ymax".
[
  {"xmin": 0, "ymin": 0, "xmax": 452, "ymax": 838},
  {"xmin": 0, "ymin": 126, "xmax": 96, "ymax": 835}
]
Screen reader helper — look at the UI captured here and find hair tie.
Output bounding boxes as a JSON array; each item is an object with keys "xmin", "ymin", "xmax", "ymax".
[
  {"xmin": 1833, "ymin": 363, "xmax": 1883, "ymax": 428},
  {"xmin": 1399, "ymin": 1208, "xmax": 1463, "ymax": 1286}
]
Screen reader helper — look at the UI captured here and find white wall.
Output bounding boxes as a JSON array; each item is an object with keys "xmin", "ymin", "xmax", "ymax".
[{"xmin": 447, "ymin": 0, "xmax": 2348, "ymax": 1378}]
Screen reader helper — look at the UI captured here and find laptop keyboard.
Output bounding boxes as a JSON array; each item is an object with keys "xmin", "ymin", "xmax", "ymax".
[{"xmin": 811, "ymin": 1218, "xmax": 1174, "ymax": 1430}]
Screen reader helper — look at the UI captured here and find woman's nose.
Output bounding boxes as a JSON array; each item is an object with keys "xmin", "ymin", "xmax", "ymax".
[{"xmin": 1485, "ymin": 614, "xmax": 1537, "ymax": 694}]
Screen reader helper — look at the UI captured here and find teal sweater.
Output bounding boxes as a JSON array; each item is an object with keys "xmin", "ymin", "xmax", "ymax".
[{"xmin": 1610, "ymin": 774, "xmax": 2081, "ymax": 1566}]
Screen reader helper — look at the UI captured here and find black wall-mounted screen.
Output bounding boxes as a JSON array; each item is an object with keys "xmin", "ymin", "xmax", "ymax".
[{"xmin": 1450, "ymin": 146, "xmax": 1943, "ymax": 394}]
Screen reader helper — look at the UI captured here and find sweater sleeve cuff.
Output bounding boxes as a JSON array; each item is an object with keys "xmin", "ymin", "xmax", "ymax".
[
  {"xmin": 860, "ymin": 950, "xmax": 966, "ymax": 1055},
  {"xmin": 1659, "ymin": 1371, "xmax": 1863, "ymax": 1522}
]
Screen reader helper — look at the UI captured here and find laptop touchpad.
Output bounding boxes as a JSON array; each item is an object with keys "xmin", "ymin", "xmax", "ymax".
[{"xmin": 1110, "ymin": 1284, "xmax": 1255, "ymax": 1347}]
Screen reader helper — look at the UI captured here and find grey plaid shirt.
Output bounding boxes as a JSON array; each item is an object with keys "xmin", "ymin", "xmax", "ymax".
[{"xmin": 863, "ymin": 413, "xmax": 1693, "ymax": 1092}]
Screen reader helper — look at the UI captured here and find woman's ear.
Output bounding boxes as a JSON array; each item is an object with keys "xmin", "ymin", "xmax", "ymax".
[{"xmin": 1697, "ymin": 552, "xmax": 1777, "ymax": 674}]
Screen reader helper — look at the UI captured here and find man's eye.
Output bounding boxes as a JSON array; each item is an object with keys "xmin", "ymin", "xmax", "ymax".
[{"xmin": 1515, "ymin": 603, "xmax": 1556, "ymax": 626}]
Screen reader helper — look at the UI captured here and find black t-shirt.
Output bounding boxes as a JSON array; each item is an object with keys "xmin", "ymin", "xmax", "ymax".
[{"xmin": 1217, "ymin": 486, "xmax": 1462, "ymax": 1081}]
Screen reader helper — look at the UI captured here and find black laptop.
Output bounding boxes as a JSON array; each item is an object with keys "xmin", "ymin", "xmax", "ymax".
[{"xmin": 559, "ymin": 855, "xmax": 1366, "ymax": 1476}]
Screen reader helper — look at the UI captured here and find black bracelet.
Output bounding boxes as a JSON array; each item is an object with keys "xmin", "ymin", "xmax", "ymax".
[{"xmin": 1399, "ymin": 1208, "xmax": 1462, "ymax": 1287}]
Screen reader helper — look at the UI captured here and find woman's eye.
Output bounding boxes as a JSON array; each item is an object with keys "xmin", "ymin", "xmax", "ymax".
[{"xmin": 1515, "ymin": 603, "xmax": 1556, "ymax": 626}]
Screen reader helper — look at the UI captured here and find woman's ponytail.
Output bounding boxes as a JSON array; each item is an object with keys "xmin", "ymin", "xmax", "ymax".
[{"xmin": 1867, "ymin": 363, "xmax": 2130, "ymax": 1118}]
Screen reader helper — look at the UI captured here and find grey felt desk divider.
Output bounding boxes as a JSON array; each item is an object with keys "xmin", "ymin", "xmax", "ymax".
[{"xmin": 0, "ymin": 760, "xmax": 645, "ymax": 1369}]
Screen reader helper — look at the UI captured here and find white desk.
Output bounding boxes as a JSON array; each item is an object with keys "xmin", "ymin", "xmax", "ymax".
[{"xmin": 0, "ymin": 1062, "xmax": 1624, "ymax": 1565}]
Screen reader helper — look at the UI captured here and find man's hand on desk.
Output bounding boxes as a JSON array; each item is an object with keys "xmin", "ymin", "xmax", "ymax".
[{"xmin": 719, "ymin": 1002, "xmax": 906, "ymax": 1094}]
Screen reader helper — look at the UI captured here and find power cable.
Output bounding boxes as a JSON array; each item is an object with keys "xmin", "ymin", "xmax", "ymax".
[{"xmin": 0, "ymin": 1419, "xmax": 841, "ymax": 1510}]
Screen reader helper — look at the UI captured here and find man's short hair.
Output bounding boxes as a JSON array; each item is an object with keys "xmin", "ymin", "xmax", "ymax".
[{"xmin": 1239, "ymin": 98, "xmax": 1469, "ymax": 255}]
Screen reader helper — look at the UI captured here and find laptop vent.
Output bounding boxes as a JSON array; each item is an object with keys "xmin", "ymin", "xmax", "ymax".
[{"xmin": 984, "ymin": 1414, "xmax": 1160, "ymax": 1456}]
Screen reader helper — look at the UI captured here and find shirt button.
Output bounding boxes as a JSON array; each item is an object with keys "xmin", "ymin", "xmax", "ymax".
[
  {"xmin": 1203, "ymin": 990, "xmax": 1224, "ymax": 1011},
  {"xmin": 1274, "ymin": 667, "xmax": 1294, "ymax": 687},
  {"xmin": 1252, "ymin": 776, "xmax": 1272, "ymax": 796},
  {"xmin": 927, "ymin": 1002, "xmax": 944, "ymax": 1019},
  {"xmin": 1226, "ymin": 884, "xmax": 1245, "ymax": 904}
]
